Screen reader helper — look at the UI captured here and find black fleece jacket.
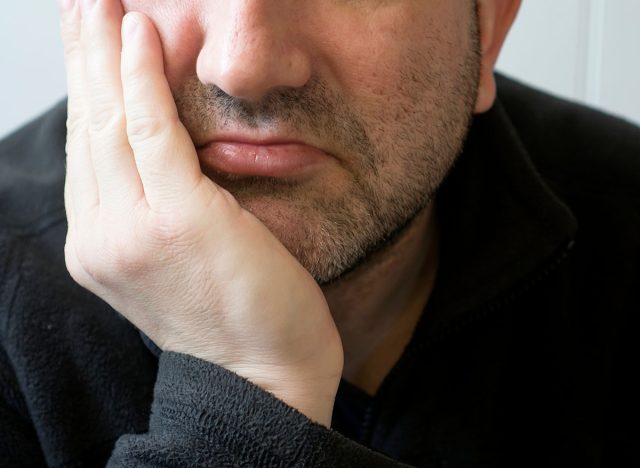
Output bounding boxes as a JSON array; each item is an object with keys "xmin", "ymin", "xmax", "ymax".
[{"xmin": 0, "ymin": 75, "xmax": 639, "ymax": 467}]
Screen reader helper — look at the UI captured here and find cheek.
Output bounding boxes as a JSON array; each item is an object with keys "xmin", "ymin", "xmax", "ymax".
[
  {"xmin": 315, "ymin": 6, "xmax": 452, "ymax": 104},
  {"xmin": 312, "ymin": 3, "xmax": 475, "ymax": 187},
  {"xmin": 121, "ymin": 0, "xmax": 204, "ymax": 90},
  {"xmin": 322, "ymin": 3, "xmax": 468, "ymax": 132}
]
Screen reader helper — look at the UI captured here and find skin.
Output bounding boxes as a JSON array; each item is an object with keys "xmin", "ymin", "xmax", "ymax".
[{"xmin": 59, "ymin": 0, "xmax": 520, "ymax": 427}]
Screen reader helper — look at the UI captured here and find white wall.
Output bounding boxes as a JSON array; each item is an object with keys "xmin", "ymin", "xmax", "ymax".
[
  {"xmin": 0, "ymin": 1, "xmax": 67, "ymax": 139},
  {"xmin": 497, "ymin": 0, "xmax": 640, "ymax": 125},
  {"xmin": 1, "ymin": 1, "xmax": 639, "ymax": 139}
]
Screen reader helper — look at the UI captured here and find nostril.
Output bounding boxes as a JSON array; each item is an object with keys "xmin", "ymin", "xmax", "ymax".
[{"xmin": 195, "ymin": 25, "xmax": 312, "ymax": 102}]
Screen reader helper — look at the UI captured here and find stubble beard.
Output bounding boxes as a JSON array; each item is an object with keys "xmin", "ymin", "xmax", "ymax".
[{"xmin": 174, "ymin": 22, "xmax": 481, "ymax": 286}]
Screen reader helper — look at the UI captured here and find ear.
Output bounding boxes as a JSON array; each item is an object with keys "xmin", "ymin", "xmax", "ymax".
[{"xmin": 474, "ymin": 0, "xmax": 522, "ymax": 114}]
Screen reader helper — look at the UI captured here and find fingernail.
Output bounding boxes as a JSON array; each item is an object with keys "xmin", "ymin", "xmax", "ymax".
[
  {"xmin": 80, "ymin": 0, "xmax": 96, "ymax": 15},
  {"xmin": 122, "ymin": 14, "xmax": 139, "ymax": 41}
]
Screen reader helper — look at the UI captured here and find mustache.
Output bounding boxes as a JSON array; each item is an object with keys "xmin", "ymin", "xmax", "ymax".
[
  {"xmin": 173, "ymin": 76, "xmax": 375, "ymax": 160},
  {"xmin": 200, "ymin": 81, "xmax": 331, "ymax": 128}
]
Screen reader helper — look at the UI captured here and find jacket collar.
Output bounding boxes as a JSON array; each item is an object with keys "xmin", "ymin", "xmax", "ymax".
[{"xmin": 415, "ymin": 98, "xmax": 578, "ymax": 341}]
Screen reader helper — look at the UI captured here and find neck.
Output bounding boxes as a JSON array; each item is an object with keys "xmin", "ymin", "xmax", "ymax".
[{"xmin": 322, "ymin": 203, "xmax": 439, "ymax": 395}]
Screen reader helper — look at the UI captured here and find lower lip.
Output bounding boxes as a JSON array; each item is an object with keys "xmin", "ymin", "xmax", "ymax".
[{"xmin": 197, "ymin": 142, "xmax": 331, "ymax": 178}]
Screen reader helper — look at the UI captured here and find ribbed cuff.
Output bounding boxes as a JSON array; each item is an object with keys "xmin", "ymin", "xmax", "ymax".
[{"xmin": 150, "ymin": 351, "xmax": 330, "ymax": 467}]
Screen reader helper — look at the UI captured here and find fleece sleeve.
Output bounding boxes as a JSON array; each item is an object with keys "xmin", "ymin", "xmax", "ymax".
[
  {"xmin": 108, "ymin": 351, "xmax": 414, "ymax": 467},
  {"xmin": 0, "ymin": 346, "xmax": 47, "ymax": 467}
]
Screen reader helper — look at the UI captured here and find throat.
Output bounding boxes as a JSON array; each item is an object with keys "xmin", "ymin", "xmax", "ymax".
[
  {"xmin": 324, "ymin": 203, "xmax": 439, "ymax": 396},
  {"xmin": 342, "ymin": 291, "xmax": 430, "ymax": 395}
]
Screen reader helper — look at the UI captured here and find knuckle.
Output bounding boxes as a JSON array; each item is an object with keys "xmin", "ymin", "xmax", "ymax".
[
  {"xmin": 145, "ymin": 211, "xmax": 192, "ymax": 247},
  {"xmin": 126, "ymin": 112, "xmax": 172, "ymax": 145},
  {"xmin": 69, "ymin": 230, "xmax": 148, "ymax": 286},
  {"xmin": 62, "ymin": 38, "xmax": 82, "ymax": 60},
  {"xmin": 101, "ymin": 231, "xmax": 149, "ymax": 279},
  {"xmin": 71, "ymin": 238, "xmax": 109, "ymax": 285},
  {"xmin": 89, "ymin": 106, "xmax": 126, "ymax": 136},
  {"xmin": 60, "ymin": 23, "xmax": 81, "ymax": 58},
  {"xmin": 65, "ymin": 116, "xmax": 86, "ymax": 142},
  {"xmin": 64, "ymin": 240, "xmax": 91, "ymax": 288},
  {"xmin": 65, "ymin": 237, "xmax": 110, "ymax": 293},
  {"xmin": 145, "ymin": 209, "xmax": 202, "ymax": 254}
]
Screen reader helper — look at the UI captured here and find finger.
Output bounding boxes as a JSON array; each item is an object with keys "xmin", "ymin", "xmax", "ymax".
[
  {"xmin": 59, "ymin": 0, "xmax": 98, "ymax": 227},
  {"xmin": 120, "ymin": 12, "xmax": 205, "ymax": 211},
  {"xmin": 81, "ymin": 0, "xmax": 144, "ymax": 212}
]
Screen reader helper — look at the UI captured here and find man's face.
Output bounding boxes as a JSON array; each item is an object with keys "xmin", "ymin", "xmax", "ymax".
[{"xmin": 122, "ymin": 0, "xmax": 481, "ymax": 284}]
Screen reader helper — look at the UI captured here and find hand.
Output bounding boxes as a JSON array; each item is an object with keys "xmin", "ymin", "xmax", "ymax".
[{"xmin": 58, "ymin": 0, "xmax": 343, "ymax": 427}]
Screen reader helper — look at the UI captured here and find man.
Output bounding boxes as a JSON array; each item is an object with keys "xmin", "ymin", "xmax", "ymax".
[{"xmin": 0, "ymin": 0, "xmax": 638, "ymax": 465}]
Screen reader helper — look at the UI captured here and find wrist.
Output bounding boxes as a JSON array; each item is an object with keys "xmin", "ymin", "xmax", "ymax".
[
  {"xmin": 227, "ymin": 352, "xmax": 344, "ymax": 427},
  {"xmin": 257, "ymin": 374, "xmax": 341, "ymax": 427}
]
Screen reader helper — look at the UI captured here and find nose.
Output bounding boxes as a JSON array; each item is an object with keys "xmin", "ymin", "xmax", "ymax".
[{"xmin": 196, "ymin": 1, "xmax": 313, "ymax": 102}]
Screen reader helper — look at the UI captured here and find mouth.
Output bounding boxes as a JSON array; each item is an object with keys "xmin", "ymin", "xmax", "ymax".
[{"xmin": 196, "ymin": 136, "xmax": 333, "ymax": 179}]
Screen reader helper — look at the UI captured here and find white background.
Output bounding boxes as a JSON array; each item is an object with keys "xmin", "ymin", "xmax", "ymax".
[
  {"xmin": 497, "ymin": 0, "xmax": 640, "ymax": 126},
  {"xmin": 1, "ymin": 0, "xmax": 639, "ymax": 139}
]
